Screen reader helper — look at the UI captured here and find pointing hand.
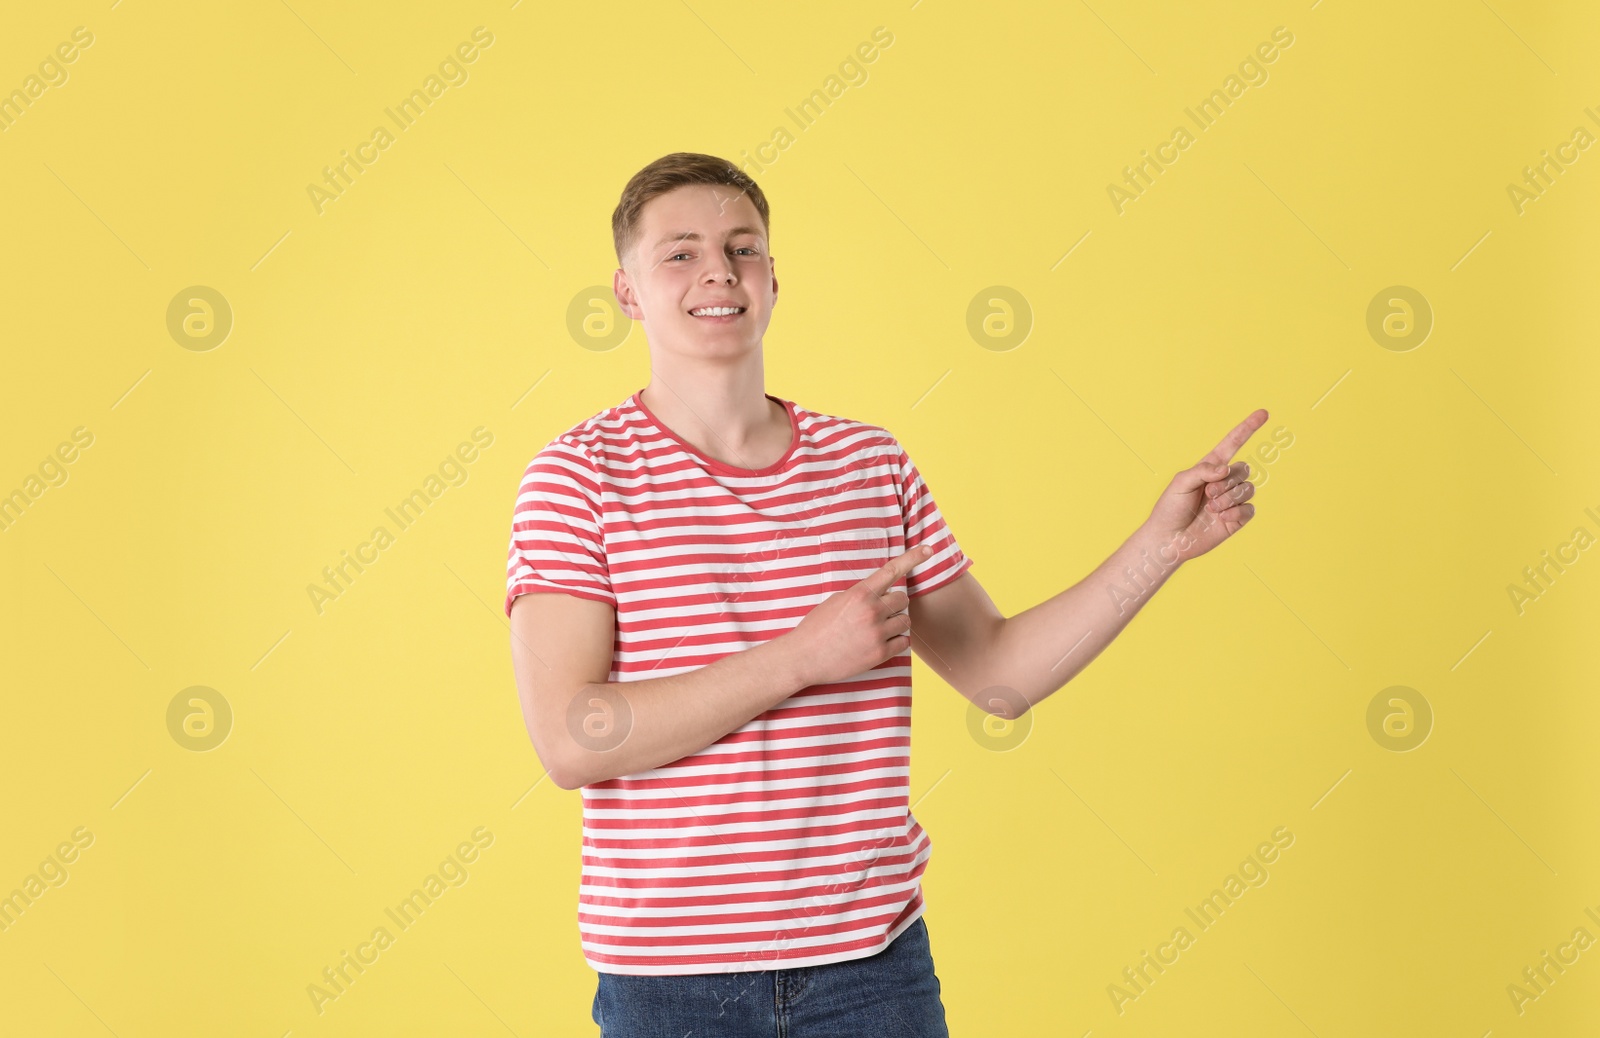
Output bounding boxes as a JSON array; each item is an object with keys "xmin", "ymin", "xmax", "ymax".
[
  {"xmin": 784, "ymin": 544, "xmax": 933, "ymax": 687},
  {"xmin": 1144, "ymin": 409, "xmax": 1268, "ymax": 565}
]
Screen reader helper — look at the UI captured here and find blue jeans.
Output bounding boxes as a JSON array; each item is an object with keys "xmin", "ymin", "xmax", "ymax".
[{"xmin": 591, "ymin": 916, "xmax": 952, "ymax": 1037}]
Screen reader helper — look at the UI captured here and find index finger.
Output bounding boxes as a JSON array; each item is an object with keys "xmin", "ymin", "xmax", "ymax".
[
  {"xmin": 864, "ymin": 544, "xmax": 933, "ymax": 594},
  {"xmin": 1203, "ymin": 408, "xmax": 1269, "ymax": 466}
]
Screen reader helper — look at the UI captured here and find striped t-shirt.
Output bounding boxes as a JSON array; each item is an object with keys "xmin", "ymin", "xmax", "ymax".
[{"xmin": 503, "ymin": 388, "xmax": 973, "ymax": 976}]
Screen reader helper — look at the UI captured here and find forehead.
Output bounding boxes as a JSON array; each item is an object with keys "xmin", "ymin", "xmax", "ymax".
[{"xmin": 639, "ymin": 184, "xmax": 765, "ymax": 247}]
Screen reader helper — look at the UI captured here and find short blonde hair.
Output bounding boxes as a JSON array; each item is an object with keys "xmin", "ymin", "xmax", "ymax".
[{"xmin": 611, "ymin": 152, "xmax": 771, "ymax": 269}]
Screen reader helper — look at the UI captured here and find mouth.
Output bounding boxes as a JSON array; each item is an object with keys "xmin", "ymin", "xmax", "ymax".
[{"xmin": 688, "ymin": 306, "xmax": 747, "ymax": 322}]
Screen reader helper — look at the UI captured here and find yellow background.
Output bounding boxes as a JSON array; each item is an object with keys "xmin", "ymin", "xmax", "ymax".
[{"xmin": 2, "ymin": 0, "xmax": 1597, "ymax": 1034}]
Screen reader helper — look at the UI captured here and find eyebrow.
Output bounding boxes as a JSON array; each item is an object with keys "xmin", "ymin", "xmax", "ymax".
[{"xmin": 652, "ymin": 226, "xmax": 765, "ymax": 251}]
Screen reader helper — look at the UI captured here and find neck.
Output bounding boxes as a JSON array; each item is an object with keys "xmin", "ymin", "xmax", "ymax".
[{"xmin": 640, "ymin": 368, "xmax": 787, "ymax": 466}]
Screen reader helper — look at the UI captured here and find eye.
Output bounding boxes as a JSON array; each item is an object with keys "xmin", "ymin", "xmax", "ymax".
[
  {"xmin": 668, "ymin": 253, "xmax": 690, "ymax": 261},
  {"xmin": 734, "ymin": 247, "xmax": 758, "ymax": 255}
]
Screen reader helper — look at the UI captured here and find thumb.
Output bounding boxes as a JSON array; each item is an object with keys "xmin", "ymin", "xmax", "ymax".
[{"xmin": 1173, "ymin": 460, "xmax": 1231, "ymax": 492}]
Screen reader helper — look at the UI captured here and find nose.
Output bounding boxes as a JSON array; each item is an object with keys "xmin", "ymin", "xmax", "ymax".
[{"xmin": 702, "ymin": 256, "xmax": 736, "ymax": 285}]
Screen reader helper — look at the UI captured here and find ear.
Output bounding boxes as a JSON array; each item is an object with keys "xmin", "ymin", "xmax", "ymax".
[{"xmin": 613, "ymin": 267, "xmax": 641, "ymax": 320}]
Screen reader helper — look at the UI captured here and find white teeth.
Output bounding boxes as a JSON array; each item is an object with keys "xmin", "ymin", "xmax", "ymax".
[{"xmin": 691, "ymin": 307, "xmax": 743, "ymax": 316}]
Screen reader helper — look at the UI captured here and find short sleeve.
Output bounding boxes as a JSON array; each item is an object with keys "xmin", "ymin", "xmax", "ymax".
[
  {"xmin": 504, "ymin": 437, "xmax": 615, "ymax": 616},
  {"xmin": 894, "ymin": 440, "xmax": 974, "ymax": 598}
]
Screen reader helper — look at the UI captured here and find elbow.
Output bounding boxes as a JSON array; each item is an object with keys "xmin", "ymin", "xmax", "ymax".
[
  {"xmin": 521, "ymin": 682, "xmax": 622, "ymax": 790},
  {"xmin": 528, "ymin": 729, "xmax": 584, "ymax": 791},
  {"xmin": 968, "ymin": 619, "xmax": 1034, "ymax": 718},
  {"xmin": 969, "ymin": 680, "xmax": 1035, "ymax": 721},
  {"xmin": 964, "ymin": 686, "xmax": 1034, "ymax": 751},
  {"xmin": 546, "ymin": 753, "xmax": 585, "ymax": 791}
]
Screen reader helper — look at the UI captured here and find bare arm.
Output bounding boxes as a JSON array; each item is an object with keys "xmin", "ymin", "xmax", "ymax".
[
  {"xmin": 981, "ymin": 521, "xmax": 1180, "ymax": 710},
  {"xmin": 909, "ymin": 529, "xmax": 1186, "ymax": 712},
  {"xmin": 510, "ymin": 545, "xmax": 932, "ymax": 789},
  {"xmin": 510, "ymin": 593, "xmax": 808, "ymax": 789},
  {"xmin": 971, "ymin": 410, "xmax": 1269, "ymax": 712}
]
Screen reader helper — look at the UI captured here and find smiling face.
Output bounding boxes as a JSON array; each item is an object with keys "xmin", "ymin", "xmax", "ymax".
[{"xmin": 614, "ymin": 183, "xmax": 777, "ymax": 359}]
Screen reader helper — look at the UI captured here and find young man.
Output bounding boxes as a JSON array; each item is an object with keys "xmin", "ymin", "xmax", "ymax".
[{"xmin": 505, "ymin": 152, "xmax": 1265, "ymax": 1037}]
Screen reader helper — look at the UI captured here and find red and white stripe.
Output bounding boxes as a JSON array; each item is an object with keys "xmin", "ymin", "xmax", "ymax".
[{"xmin": 505, "ymin": 390, "xmax": 972, "ymax": 975}]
